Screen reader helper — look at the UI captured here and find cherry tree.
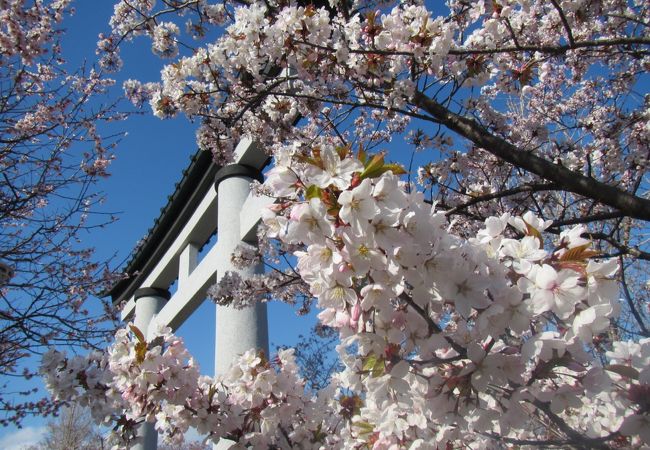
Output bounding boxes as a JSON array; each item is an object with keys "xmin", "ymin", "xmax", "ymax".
[
  {"xmin": 288, "ymin": 323, "xmax": 343, "ymax": 391},
  {"xmin": 0, "ymin": 0, "xmax": 122, "ymax": 426},
  {"xmin": 26, "ymin": 403, "xmax": 105, "ymax": 450},
  {"xmin": 41, "ymin": 0, "xmax": 650, "ymax": 448}
]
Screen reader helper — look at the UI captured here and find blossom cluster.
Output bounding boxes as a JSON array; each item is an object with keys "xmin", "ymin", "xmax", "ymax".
[
  {"xmin": 38, "ymin": 0, "xmax": 650, "ymax": 447},
  {"xmin": 43, "ymin": 147, "xmax": 650, "ymax": 448},
  {"xmin": 259, "ymin": 146, "xmax": 650, "ymax": 448},
  {"xmin": 0, "ymin": 0, "xmax": 71, "ymax": 65},
  {"xmin": 42, "ymin": 324, "xmax": 337, "ymax": 448},
  {"xmin": 105, "ymin": 0, "xmax": 649, "ymax": 183}
]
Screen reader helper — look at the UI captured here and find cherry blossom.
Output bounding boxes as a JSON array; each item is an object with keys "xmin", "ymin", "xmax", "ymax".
[{"xmin": 37, "ymin": 0, "xmax": 650, "ymax": 447}]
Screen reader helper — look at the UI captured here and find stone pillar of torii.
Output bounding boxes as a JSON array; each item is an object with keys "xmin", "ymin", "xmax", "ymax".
[{"xmin": 109, "ymin": 139, "xmax": 272, "ymax": 450}]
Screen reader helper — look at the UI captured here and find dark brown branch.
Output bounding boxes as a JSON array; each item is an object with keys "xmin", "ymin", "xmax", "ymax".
[
  {"xmin": 502, "ymin": 18, "xmax": 522, "ymax": 49},
  {"xmin": 619, "ymin": 255, "xmax": 650, "ymax": 337},
  {"xmin": 480, "ymin": 432, "xmax": 581, "ymax": 448},
  {"xmin": 399, "ymin": 293, "xmax": 467, "ymax": 357},
  {"xmin": 549, "ymin": 211, "xmax": 625, "ymax": 228},
  {"xmin": 411, "ymin": 91, "xmax": 650, "ymax": 222},
  {"xmin": 587, "ymin": 232, "xmax": 650, "ymax": 261},
  {"xmin": 292, "ymin": 36, "xmax": 650, "ymax": 60},
  {"xmin": 444, "ymin": 183, "xmax": 558, "ymax": 216},
  {"xmin": 549, "ymin": 0, "xmax": 576, "ymax": 47},
  {"xmin": 529, "ymin": 399, "xmax": 615, "ymax": 450},
  {"xmin": 447, "ymin": 36, "xmax": 650, "ymax": 56}
]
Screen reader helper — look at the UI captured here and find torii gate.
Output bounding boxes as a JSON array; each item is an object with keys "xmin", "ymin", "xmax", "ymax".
[{"xmin": 108, "ymin": 138, "xmax": 272, "ymax": 450}]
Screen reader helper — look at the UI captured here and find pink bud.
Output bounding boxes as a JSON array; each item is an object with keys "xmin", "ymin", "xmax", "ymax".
[
  {"xmin": 351, "ymin": 300, "xmax": 361, "ymax": 322},
  {"xmin": 350, "ymin": 300, "xmax": 361, "ymax": 329}
]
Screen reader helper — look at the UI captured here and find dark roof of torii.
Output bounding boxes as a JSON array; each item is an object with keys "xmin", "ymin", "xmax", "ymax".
[{"xmin": 107, "ymin": 149, "xmax": 220, "ymax": 305}]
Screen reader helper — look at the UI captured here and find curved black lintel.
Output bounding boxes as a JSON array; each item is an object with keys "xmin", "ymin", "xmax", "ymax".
[
  {"xmin": 214, "ymin": 164, "xmax": 264, "ymax": 192},
  {"xmin": 134, "ymin": 287, "xmax": 172, "ymax": 301}
]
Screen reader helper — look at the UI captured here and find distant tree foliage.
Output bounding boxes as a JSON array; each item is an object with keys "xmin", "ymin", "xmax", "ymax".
[
  {"xmin": 26, "ymin": 404, "xmax": 105, "ymax": 450},
  {"xmin": 158, "ymin": 440, "xmax": 211, "ymax": 450},
  {"xmin": 282, "ymin": 323, "xmax": 342, "ymax": 391}
]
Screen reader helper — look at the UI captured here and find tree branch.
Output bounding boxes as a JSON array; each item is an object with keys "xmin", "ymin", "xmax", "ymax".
[
  {"xmin": 549, "ymin": 211, "xmax": 625, "ymax": 228},
  {"xmin": 529, "ymin": 399, "xmax": 615, "ymax": 450},
  {"xmin": 549, "ymin": 0, "xmax": 576, "ymax": 47},
  {"xmin": 447, "ymin": 36, "xmax": 650, "ymax": 56},
  {"xmin": 444, "ymin": 183, "xmax": 558, "ymax": 216},
  {"xmin": 619, "ymin": 255, "xmax": 650, "ymax": 337},
  {"xmin": 399, "ymin": 293, "xmax": 467, "ymax": 357},
  {"xmin": 411, "ymin": 91, "xmax": 650, "ymax": 222},
  {"xmin": 587, "ymin": 232, "xmax": 650, "ymax": 261}
]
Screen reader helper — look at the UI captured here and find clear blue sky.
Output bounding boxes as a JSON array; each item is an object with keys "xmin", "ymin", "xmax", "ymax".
[
  {"xmin": 65, "ymin": 1, "xmax": 316, "ymax": 368},
  {"xmin": 0, "ymin": 2, "xmax": 314, "ymax": 447}
]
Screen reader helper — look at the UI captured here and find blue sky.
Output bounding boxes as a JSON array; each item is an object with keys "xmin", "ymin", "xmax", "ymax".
[
  {"xmin": 0, "ymin": 1, "xmax": 315, "ymax": 446},
  {"xmin": 63, "ymin": 2, "xmax": 316, "ymax": 367}
]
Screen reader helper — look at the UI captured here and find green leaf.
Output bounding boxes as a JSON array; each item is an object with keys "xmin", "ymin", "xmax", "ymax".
[
  {"xmin": 353, "ymin": 420, "xmax": 375, "ymax": 434},
  {"xmin": 362, "ymin": 354, "xmax": 385, "ymax": 378},
  {"xmin": 372, "ymin": 358, "xmax": 384, "ymax": 377},
  {"xmin": 358, "ymin": 152, "xmax": 406, "ymax": 180},
  {"xmin": 380, "ymin": 163, "xmax": 407, "ymax": 176},
  {"xmin": 359, "ymin": 153, "xmax": 386, "ymax": 179},
  {"xmin": 364, "ymin": 152, "xmax": 385, "ymax": 169},
  {"xmin": 305, "ymin": 185, "xmax": 322, "ymax": 200},
  {"xmin": 362, "ymin": 354, "xmax": 378, "ymax": 372}
]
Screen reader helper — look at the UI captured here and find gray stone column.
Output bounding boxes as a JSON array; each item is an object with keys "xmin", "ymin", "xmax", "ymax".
[
  {"xmin": 132, "ymin": 287, "xmax": 170, "ymax": 450},
  {"xmin": 213, "ymin": 165, "xmax": 269, "ymax": 449}
]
